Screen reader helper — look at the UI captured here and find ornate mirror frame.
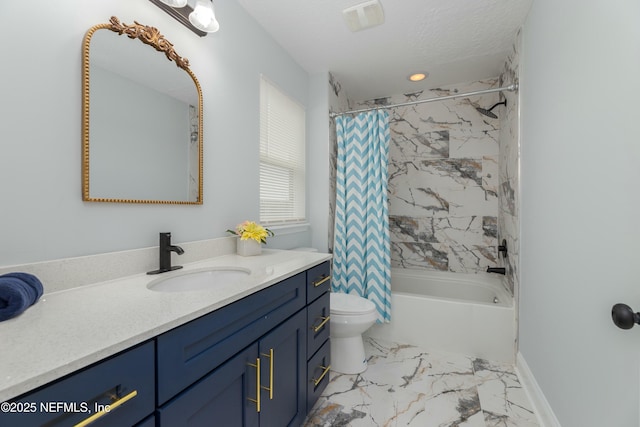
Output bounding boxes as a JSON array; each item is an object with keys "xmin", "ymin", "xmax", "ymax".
[{"xmin": 82, "ymin": 16, "xmax": 203, "ymax": 204}]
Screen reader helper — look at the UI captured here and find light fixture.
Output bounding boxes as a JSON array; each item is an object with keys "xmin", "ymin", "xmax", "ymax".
[
  {"xmin": 408, "ymin": 72, "xmax": 428, "ymax": 82},
  {"xmin": 149, "ymin": 0, "xmax": 219, "ymax": 37},
  {"xmin": 189, "ymin": 0, "xmax": 220, "ymax": 33}
]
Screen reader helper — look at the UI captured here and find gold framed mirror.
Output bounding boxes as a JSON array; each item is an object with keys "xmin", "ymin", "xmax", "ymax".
[{"xmin": 82, "ymin": 17, "xmax": 203, "ymax": 204}]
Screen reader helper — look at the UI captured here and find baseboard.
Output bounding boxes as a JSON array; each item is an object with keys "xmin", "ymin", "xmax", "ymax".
[{"xmin": 515, "ymin": 352, "xmax": 562, "ymax": 427}]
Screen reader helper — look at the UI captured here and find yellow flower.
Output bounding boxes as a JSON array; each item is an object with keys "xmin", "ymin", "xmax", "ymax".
[{"xmin": 227, "ymin": 221, "xmax": 274, "ymax": 244}]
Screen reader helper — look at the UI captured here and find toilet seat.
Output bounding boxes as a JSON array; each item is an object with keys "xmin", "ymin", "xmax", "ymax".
[{"xmin": 330, "ymin": 292, "xmax": 376, "ymax": 315}]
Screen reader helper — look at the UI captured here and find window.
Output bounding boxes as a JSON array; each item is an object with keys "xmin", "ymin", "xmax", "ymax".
[{"xmin": 259, "ymin": 76, "xmax": 306, "ymax": 225}]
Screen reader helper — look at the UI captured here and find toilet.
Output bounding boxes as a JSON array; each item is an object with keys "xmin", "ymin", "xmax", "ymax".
[{"xmin": 330, "ymin": 292, "xmax": 378, "ymax": 374}]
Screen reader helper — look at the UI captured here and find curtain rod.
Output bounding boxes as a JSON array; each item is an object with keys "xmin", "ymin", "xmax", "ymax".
[{"xmin": 329, "ymin": 83, "xmax": 519, "ymax": 118}]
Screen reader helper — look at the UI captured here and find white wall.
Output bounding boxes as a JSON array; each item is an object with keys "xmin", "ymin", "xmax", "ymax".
[
  {"xmin": 307, "ymin": 72, "xmax": 331, "ymax": 252},
  {"xmin": 0, "ymin": 1, "xmax": 314, "ymax": 266},
  {"xmin": 519, "ymin": 0, "xmax": 640, "ymax": 425}
]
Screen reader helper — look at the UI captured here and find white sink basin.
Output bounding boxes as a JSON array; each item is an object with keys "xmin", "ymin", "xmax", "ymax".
[{"xmin": 147, "ymin": 267, "xmax": 250, "ymax": 292}]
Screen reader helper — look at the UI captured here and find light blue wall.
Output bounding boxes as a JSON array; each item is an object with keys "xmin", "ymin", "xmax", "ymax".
[
  {"xmin": 307, "ymin": 72, "xmax": 331, "ymax": 252},
  {"xmin": 520, "ymin": 0, "xmax": 640, "ymax": 425},
  {"xmin": 0, "ymin": 1, "xmax": 317, "ymax": 266}
]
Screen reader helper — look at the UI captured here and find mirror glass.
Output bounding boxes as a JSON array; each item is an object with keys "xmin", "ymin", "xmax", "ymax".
[{"xmin": 82, "ymin": 17, "xmax": 203, "ymax": 204}]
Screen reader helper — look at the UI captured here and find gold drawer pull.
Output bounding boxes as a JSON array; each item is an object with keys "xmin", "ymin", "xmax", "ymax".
[
  {"xmin": 247, "ymin": 358, "xmax": 261, "ymax": 412},
  {"xmin": 312, "ymin": 276, "xmax": 331, "ymax": 287},
  {"xmin": 312, "ymin": 365, "xmax": 331, "ymax": 386},
  {"xmin": 73, "ymin": 390, "xmax": 138, "ymax": 427},
  {"xmin": 261, "ymin": 348, "xmax": 274, "ymax": 399},
  {"xmin": 312, "ymin": 316, "xmax": 330, "ymax": 333}
]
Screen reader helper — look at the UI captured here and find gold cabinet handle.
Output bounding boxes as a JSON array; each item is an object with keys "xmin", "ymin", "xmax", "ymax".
[
  {"xmin": 312, "ymin": 276, "xmax": 331, "ymax": 287},
  {"xmin": 247, "ymin": 358, "xmax": 261, "ymax": 412},
  {"xmin": 73, "ymin": 390, "xmax": 138, "ymax": 427},
  {"xmin": 312, "ymin": 365, "xmax": 331, "ymax": 387},
  {"xmin": 260, "ymin": 349, "xmax": 274, "ymax": 399},
  {"xmin": 312, "ymin": 316, "xmax": 330, "ymax": 333}
]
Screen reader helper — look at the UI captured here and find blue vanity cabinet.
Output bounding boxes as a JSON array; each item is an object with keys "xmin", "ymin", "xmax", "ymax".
[
  {"xmin": 157, "ymin": 310, "xmax": 307, "ymax": 427},
  {"xmin": 307, "ymin": 292, "xmax": 330, "ymax": 358},
  {"xmin": 305, "ymin": 261, "xmax": 332, "ymax": 413},
  {"xmin": 306, "ymin": 261, "xmax": 331, "ymax": 363},
  {"xmin": 156, "ymin": 273, "xmax": 306, "ymax": 405},
  {"xmin": 155, "ymin": 273, "xmax": 308, "ymax": 426},
  {"xmin": 136, "ymin": 415, "xmax": 156, "ymax": 426},
  {"xmin": 257, "ymin": 309, "xmax": 306, "ymax": 427},
  {"xmin": 156, "ymin": 343, "xmax": 260, "ymax": 427},
  {"xmin": 0, "ymin": 341, "xmax": 155, "ymax": 427},
  {"xmin": 306, "ymin": 334, "xmax": 331, "ymax": 413},
  {"xmin": 0, "ymin": 262, "xmax": 330, "ymax": 427},
  {"xmin": 306, "ymin": 261, "xmax": 331, "ymax": 303}
]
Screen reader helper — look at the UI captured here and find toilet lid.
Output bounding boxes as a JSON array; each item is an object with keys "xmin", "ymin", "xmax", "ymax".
[{"xmin": 330, "ymin": 292, "xmax": 376, "ymax": 315}]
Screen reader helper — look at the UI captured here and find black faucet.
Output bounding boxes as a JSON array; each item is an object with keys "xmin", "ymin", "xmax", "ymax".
[
  {"xmin": 147, "ymin": 232, "xmax": 184, "ymax": 275},
  {"xmin": 486, "ymin": 266, "xmax": 506, "ymax": 275}
]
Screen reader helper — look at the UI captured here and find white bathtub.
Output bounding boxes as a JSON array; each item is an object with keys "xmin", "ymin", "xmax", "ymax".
[{"xmin": 366, "ymin": 268, "xmax": 516, "ymax": 362}]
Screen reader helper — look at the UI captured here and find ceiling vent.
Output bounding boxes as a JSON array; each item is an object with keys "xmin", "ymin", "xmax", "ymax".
[{"xmin": 343, "ymin": 0, "xmax": 385, "ymax": 32}]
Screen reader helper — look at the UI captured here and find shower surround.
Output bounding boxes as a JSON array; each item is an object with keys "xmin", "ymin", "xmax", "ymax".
[
  {"xmin": 325, "ymin": 33, "xmax": 522, "ymax": 365},
  {"xmin": 498, "ymin": 29, "xmax": 522, "ymax": 297},
  {"xmin": 351, "ymin": 80, "xmax": 502, "ymax": 274}
]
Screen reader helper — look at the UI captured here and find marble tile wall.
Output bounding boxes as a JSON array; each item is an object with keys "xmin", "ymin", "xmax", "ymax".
[
  {"xmin": 188, "ymin": 104, "xmax": 199, "ymax": 202},
  {"xmin": 352, "ymin": 80, "xmax": 502, "ymax": 274},
  {"xmin": 328, "ymin": 64, "xmax": 520, "ymax": 284},
  {"xmin": 498, "ymin": 29, "xmax": 522, "ymax": 297}
]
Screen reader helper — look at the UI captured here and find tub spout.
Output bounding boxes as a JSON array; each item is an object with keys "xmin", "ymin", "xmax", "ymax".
[{"xmin": 486, "ymin": 267, "xmax": 506, "ymax": 275}]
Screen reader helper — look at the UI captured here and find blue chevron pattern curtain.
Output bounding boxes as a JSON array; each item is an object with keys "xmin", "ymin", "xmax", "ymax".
[{"xmin": 333, "ymin": 110, "xmax": 391, "ymax": 323}]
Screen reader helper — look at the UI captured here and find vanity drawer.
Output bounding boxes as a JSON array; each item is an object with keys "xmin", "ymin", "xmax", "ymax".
[
  {"xmin": 0, "ymin": 341, "xmax": 155, "ymax": 427},
  {"xmin": 307, "ymin": 291, "xmax": 330, "ymax": 358},
  {"xmin": 306, "ymin": 339, "xmax": 331, "ymax": 413},
  {"xmin": 307, "ymin": 261, "xmax": 331, "ymax": 303},
  {"xmin": 156, "ymin": 272, "xmax": 306, "ymax": 405}
]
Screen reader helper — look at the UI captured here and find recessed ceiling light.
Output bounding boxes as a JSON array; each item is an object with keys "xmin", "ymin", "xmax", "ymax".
[{"xmin": 408, "ymin": 72, "xmax": 428, "ymax": 82}]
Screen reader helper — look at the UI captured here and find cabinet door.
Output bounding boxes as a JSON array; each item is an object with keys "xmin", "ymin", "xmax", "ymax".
[
  {"xmin": 157, "ymin": 344, "xmax": 260, "ymax": 427},
  {"xmin": 258, "ymin": 310, "xmax": 306, "ymax": 427}
]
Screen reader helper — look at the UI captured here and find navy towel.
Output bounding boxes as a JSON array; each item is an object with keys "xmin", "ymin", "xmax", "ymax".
[{"xmin": 0, "ymin": 272, "xmax": 44, "ymax": 322}]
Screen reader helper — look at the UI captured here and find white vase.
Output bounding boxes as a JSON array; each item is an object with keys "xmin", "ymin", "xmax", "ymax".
[{"xmin": 237, "ymin": 238, "xmax": 262, "ymax": 256}]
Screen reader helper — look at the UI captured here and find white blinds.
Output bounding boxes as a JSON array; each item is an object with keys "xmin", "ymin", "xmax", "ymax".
[{"xmin": 259, "ymin": 76, "xmax": 306, "ymax": 224}]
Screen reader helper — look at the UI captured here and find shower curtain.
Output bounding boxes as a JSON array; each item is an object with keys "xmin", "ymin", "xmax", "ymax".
[{"xmin": 333, "ymin": 110, "xmax": 391, "ymax": 323}]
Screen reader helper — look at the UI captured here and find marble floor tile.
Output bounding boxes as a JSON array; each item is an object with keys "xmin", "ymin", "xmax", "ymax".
[
  {"xmin": 474, "ymin": 359, "xmax": 539, "ymax": 427},
  {"xmin": 303, "ymin": 337, "xmax": 539, "ymax": 427}
]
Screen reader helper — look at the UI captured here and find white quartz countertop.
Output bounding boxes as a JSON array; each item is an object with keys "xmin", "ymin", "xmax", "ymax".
[{"xmin": 0, "ymin": 249, "xmax": 331, "ymax": 402}]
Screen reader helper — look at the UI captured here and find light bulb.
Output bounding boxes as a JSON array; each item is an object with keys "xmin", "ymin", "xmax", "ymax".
[
  {"xmin": 159, "ymin": 0, "xmax": 188, "ymax": 7},
  {"xmin": 408, "ymin": 72, "xmax": 428, "ymax": 82},
  {"xmin": 189, "ymin": 0, "xmax": 220, "ymax": 32}
]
